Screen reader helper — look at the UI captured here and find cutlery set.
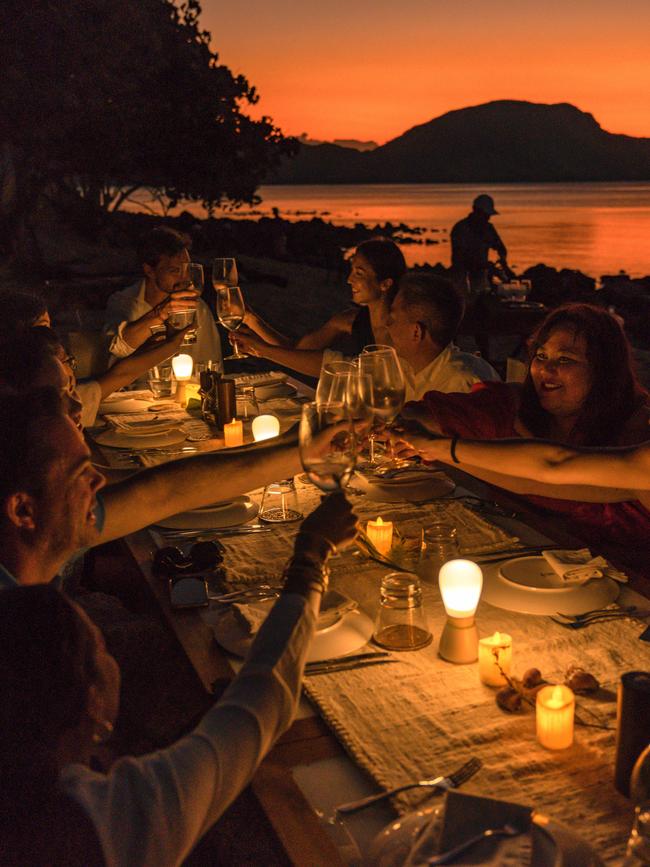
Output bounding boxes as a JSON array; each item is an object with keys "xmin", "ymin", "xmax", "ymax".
[
  {"xmin": 304, "ymin": 651, "xmax": 396, "ymax": 677},
  {"xmin": 550, "ymin": 605, "xmax": 650, "ymax": 629}
]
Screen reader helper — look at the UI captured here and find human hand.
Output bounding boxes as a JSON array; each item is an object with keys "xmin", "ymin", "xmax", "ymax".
[
  {"xmin": 390, "ymin": 419, "xmax": 449, "ymax": 462},
  {"xmin": 232, "ymin": 326, "xmax": 267, "ymax": 358},
  {"xmin": 299, "ymin": 491, "xmax": 358, "ymax": 553},
  {"xmin": 398, "ymin": 403, "xmax": 443, "ymax": 436},
  {"xmin": 166, "ymin": 326, "xmax": 193, "ymax": 352}
]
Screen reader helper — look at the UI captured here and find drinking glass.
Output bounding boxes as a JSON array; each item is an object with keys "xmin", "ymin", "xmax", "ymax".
[
  {"xmin": 417, "ymin": 523, "xmax": 460, "ymax": 584},
  {"xmin": 216, "ymin": 285, "xmax": 248, "ymax": 360},
  {"xmin": 147, "ymin": 364, "xmax": 174, "ymax": 399},
  {"xmin": 167, "ymin": 261, "xmax": 200, "ymax": 342},
  {"xmin": 357, "ymin": 347, "xmax": 406, "ymax": 467},
  {"xmin": 373, "ymin": 573, "xmax": 432, "ymax": 651},
  {"xmin": 299, "ymin": 401, "xmax": 356, "ymax": 493}
]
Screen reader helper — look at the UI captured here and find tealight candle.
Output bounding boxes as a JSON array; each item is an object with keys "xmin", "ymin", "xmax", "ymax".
[
  {"xmin": 536, "ymin": 684, "xmax": 575, "ymax": 750},
  {"xmin": 252, "ymin": 414, "xmax": 280, "ymax": 442},
  {"xmin": 223, "ymin": 417, "xmax": 244, "ymax": 447},
  {"xmin": 478, "ymin": 631, "xmax": 513, "ymax": 686},
  {"xmin": 366, "ymin": 516, "xmax": 393, "ymax": 556}
]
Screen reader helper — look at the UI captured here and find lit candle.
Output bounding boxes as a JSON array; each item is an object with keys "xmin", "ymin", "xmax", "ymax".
[
  {"xmin": 223, "ymin": 417, "xmax": 244, "ymax": 447},
  {"xmin": 437, "ymin": 559, "xmax": 483, "ymax": 663},
  {"xmin": 252, "ymin": 414, "xmax": 280, "ymax": 442},
  {"xmin": 366, "ymin": 516, "xmax": 393, "ymax": 556},
  {"xmin": 536, "ymin": 684, "xmax": 575, "ymax": 750},
  {"xmin": 171, "ymin": 353, "xmax": 194, "ymax": 407},
  {"xmin": 478, "ymin": 631, "xmax": 513, "ymax": 686}
]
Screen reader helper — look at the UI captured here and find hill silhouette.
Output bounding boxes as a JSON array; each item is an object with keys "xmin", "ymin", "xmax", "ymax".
[{"xmin": 270, "ymin": 101, "xmax": 650, "ymax": 183}]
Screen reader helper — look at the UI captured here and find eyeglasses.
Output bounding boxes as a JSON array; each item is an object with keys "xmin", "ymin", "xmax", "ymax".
[{"xmin": 63, "ymin": 353, "xmax": 78, "ymax": 372}]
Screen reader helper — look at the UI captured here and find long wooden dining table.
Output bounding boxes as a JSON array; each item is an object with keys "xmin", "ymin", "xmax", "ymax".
[{"xmin": 90, "ymin": 394, "xmax": 650, "ymax": 866}]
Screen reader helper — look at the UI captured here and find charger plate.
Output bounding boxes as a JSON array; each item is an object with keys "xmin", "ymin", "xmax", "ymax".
[
  {"xmin": 94, "ymin": 428, "xmax": 186, "ymax": 450},
  {"xmin": 154, "ymin": 497, "xmax": 259, "ymax": 530},
  {"xmin": 481, "ymin": 556, "xmax": 619, "ymax": 616},
  {"xmin": 204, "ymin": 602, "xmax": 374, "ymax": 663}
]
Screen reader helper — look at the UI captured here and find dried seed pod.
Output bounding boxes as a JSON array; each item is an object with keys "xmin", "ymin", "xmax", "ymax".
[
  {"xmin": 496, "ymin": 686, "xmax": 522, "ymax": 713},
  {"xmin": 565, "ymin": 668, "xmax": 599, "ymax": 694},
  {"xmin": 522, "ymin": 668, "xmax": 544, "ymax": 689}
]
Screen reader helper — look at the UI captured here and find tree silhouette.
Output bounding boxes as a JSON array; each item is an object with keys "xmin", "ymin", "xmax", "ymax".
[{"xmin": 0, "ymin": 0, "xmax": 295, "ymax": 248}]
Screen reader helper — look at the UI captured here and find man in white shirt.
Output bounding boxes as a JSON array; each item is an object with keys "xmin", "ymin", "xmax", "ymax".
[
  {"xmin": 387, "ymin": 271, "xmax": 499, "ymax": 401},
  {"xmin": 104, "ymin": 227, "xmax": 222, "ymax": 368}
]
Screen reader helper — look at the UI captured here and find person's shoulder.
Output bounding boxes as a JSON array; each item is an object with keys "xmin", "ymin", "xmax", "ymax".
[{"xmin": 106, "ymin": 281, "xmax": 141, "ymax": 308}]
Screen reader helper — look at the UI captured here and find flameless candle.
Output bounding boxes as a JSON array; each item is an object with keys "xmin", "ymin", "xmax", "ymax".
[
  {"xmin": 252, "ymin": 414, "xmax": 280, "ymax": 442},
  {"xmin": 437, "ymin": 559, "xmax": 483, "ymax": 664},
  {"xmin": 366, "ymin": 516, "xmax": 394, "ymax": 556},
  {"xmin": 478, "ymin": 631, "xmax": 513, "ymax": 686},
  {"xmin": 171, "ymin": 353, "xmax": 194, "ymax": 407},
  {"xmin": 536, "ymin": 684, "xmax": 575, "ymax": 750},
  {"xmin": 223, "ymin": 417, "xmax": 244, "ymax": 447}
]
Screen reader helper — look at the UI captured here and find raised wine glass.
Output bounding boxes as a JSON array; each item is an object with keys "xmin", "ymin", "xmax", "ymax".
[
  {"xmin": 216, "ymin": 285, "xmax": 248, "ymax": 360},
  {"xmin": 167, "ymin": 262, "xmax": 201, "ymax": 343},
  {"xmin": 357, "ymin": 347, "xmax": 406, "ymax": 468},
  {"xmin": 315, "ymin": 360, "xmax": 357, "ymax": 406},
  {"xmin": 299, "ymin": 401, "xmax": 356, "ymax": 493},
  {"xmin": 211, "ymin": 258, "xmax": 238, "ymax": 291}
]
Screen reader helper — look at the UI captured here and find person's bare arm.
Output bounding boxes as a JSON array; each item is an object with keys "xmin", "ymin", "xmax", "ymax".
[
  {"xmin": 295, "ymin": 309, "xmax": 355, "ymax": 350},
  {"xmin": 244, "ymin": 309, "xmax": 293, "ymax": 348},
  {"xmin": 115, "ymin": 290, "xmax": 199, "ymax": 354},
  {"xmin": 94, "ymin": 329, "xmax": 189, "ymax": 399},
  {"xmin": 97, "ymin": 437, "xmax": 302, "ymax": 544},
  {"xmin": 234, "ymin": 328, "xmax": 327, "ymax": 378}
]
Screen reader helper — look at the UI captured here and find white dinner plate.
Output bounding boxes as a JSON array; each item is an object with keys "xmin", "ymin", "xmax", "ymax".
[
  {"xmin": 481, "ymin": 556, "xmax": 619, "ymax": 615},
  {"xmin": 98, "ymin": 396, "xmax": 155, "ymax": 414},
  {"xmin": 204, "ymin": 602, "xmax": 374, "ymax": 663},
  {"xmin": 94, "ymin": 428, "xmax": 187, "ymax": 450},
  {"xmin": 367, "ymin": 803, "xmax": 602, "ymax": 866},
  {"xmin": 355, "ymin": 470, "xmax": 456, "ymax": 503},
  {"xmin": 154, "ymin": 498, "xmax": 259, "ymax": 530}
]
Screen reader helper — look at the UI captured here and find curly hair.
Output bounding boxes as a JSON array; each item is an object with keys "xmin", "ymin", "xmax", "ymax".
[{"xmin": 518, "ymin": 304, "xmax": 647, "ymax": 445}]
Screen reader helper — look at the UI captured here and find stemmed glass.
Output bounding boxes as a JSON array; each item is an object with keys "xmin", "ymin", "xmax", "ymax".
[
  {"xmin": 167, "ymin": 262, "xmax": 200, "ymax": 340},
  {"xmin": 315, "ymin": 360, "xmax": 357, "ymax": 406},
  {"xmin": 216, "ymin": 285, "xmax": 248, "ymax": 360},
  {"xmin": 211, "ymin": 258, "xmax": 238, "ymax": 291},
  {"xmin": 357, "ymin": 346, "xmax": 406, "ymax": 468},
  {"xmin": 299, "ymin": 401, "xmax": 356, "ymax": 493}
]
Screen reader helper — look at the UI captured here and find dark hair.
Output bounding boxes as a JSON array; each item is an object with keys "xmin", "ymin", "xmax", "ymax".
[
  {"xmin": 0, "ymin": 327, "xmax": 63, "ymax": 392},
  {"xmin": 356, "ymin": 238, "xmax": 407, "ymax": 290},
  {"xmin": 519, "ymin": 303, "xmax": 647, "ymax": 445},
  {"xmin": 0, "ymin": 388, "xmax": 64, "ymax": 503},
  {"xmin": 0, "ymin": 289, "xmax": 48, "ymax": 339},
  {"xmin": 395, "ymin": 272, "xmax": 465, "ymax": 346},
  {"xmin": 137, "ymin": 226, "xmax": 188, "ymax": 267},
  {"xmin": 0, "ymin": 586, "xmax": 98, "ymax": 818}
]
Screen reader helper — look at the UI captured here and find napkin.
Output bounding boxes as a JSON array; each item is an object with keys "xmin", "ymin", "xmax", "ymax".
[
  {"xmin": 404, "ymin": 790, "xmax": 532, "ymax": 866},
  {"xmin": 542, "ymin": 549, "xmax": 628, "ymax": 586},
  {"xmin": 232, "ymin": 589, "xmax": 358, "ymax": 635}
]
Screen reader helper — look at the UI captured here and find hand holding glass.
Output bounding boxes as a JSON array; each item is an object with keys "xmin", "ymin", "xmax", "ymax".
[
  {"xmin": 216, "ymin": 285, "xmax": 248, "ymax": 360},
  {"xmin": 299, "ymin": 402, "xmax": 356, "ymax": 492}
]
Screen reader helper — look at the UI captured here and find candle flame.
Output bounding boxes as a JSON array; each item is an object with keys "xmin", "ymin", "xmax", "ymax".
[
  {"xmin": 494, "ymin": 631, "xmax": 501, "ymax": 642},
  {"xmin": 231, "ymin": 418, "xmax": 236, "ymax": 424},
  {"xmin": 376, "ymin": 517, "xmax": 383, "ymax": 526}
]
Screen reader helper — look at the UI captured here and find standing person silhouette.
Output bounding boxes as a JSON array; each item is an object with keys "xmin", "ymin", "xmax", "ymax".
[{"xmin": 451, "ymin": 194, "xmax": 510, "ymax": 297}]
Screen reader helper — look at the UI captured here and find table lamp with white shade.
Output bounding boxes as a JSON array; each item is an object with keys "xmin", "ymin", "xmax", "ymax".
[
  {"xmin": 437, "ymin": 559, "xmax": 483, "ymax": 664},
  {"xmin": 252, "ymin": 414, "xmax": 280, "ymax": 442},
  {"xmin": 171, "ymin": 353, "xmax": 194, "ymax": 407}
]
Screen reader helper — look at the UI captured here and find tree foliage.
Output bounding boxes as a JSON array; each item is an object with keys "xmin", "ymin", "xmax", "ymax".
[{"xmin": 0, "ymin": 0, "xmax": 295, "ymax": 227}]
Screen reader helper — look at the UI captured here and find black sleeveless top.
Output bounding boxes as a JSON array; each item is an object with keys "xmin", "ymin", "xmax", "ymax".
[{"xmin": 347, "ymin": 306, "xmax": 375, "ymax": 356}]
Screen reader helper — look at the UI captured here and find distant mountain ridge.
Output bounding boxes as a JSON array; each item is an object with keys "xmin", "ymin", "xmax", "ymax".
[{"xmin": 270, "ymin": 101, "xmax": 650, "ymax": 183}]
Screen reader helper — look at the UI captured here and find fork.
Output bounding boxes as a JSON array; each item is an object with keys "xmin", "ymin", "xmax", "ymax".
[
  {"xmin": 335, "ymin": 757, "xmax": 482, "ymax": 814},
  {"xmin": 555, "ymin": 604, "xmax": 646, "ymax": 621},
  {"xmin": 550, "ymin": 611, "xmax": 650, "ymax": 629}
]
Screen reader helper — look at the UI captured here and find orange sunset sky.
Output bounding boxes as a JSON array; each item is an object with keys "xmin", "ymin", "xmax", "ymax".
[{"xmin": 201, "ymin": 0, "xmax": 650, "ymax": 144}]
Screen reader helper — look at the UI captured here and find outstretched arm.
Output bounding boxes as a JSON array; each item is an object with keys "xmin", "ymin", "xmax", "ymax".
[{"xmin": 94, "ymin": 328, "xmax": 190, "ymax": 399}]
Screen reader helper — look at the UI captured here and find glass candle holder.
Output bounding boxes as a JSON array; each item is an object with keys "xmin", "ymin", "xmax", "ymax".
[
  {"xmin": 373, "ymin": 572, "xmax": 432, "ymax": 651},
  {"xmin": 259, "ymin": 478, "xmax": 303, "ymax": 523}
]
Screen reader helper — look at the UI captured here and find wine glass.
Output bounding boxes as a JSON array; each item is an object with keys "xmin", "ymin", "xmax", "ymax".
[
  {"xmin": 315, "ymin": 360, "xmax": 357, "ymax": 406},
  {"xmin": 211, "ymin": 258, "xmax": 238, "ymax": 291},
  {"xmin": 216, "ymin": 285, "xmax": 248, "ymax": 360},
  {"xmin": 357, "ymin": 347, "xmax": 406, "ymax": 468},
  {"xmin": 167, "ymin": 262, "xmax": 201, "ymax": 341},
  {"xmin": 299, "ymin": 401, "xmax": 356, "ymax": 492}
]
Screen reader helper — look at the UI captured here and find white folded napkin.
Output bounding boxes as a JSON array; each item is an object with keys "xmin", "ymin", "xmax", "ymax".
[
  {"xmin": 232, "ymin": 590, "xmax": 358, "ymax": 635},
  {"xmin": 542, "ymin": 549, "xmax": 628, "ymax": 586}
]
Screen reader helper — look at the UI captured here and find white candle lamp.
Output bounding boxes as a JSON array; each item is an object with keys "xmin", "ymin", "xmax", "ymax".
[
  {"xmin": 478, "ymin": 631, "xmax": 513, "ymax": 686},
  {"xmin": 223, "ymin": 417, "xmax": 244, "ymax": 447},
  {"xmin": 366, "ymin": 516, "xmax": 394, "ymax": 556},
  {"xmin": 437, "ymin": 559, "xmax": 483, "ymax": 664},
  {"xmin": 252, "ymin": 414, "xmax": 280, "ymax": 442},
  {"xmin": 171, "ymin": 353, "xmax": 194, "ymax": 407}
]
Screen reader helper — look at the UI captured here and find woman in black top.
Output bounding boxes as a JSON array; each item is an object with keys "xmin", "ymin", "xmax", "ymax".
[{"xmin": 236, "ymin": 238, "xmax": 407, "ymax": 377}]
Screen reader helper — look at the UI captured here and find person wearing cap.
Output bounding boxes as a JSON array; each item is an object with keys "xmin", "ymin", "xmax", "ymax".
[{"xmin": 450, "ymin": 194, "xmax": 510, "ymax": 296}]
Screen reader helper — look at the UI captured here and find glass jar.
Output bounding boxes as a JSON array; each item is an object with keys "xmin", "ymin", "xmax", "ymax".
[
  {"xmin": 373, "ymin": 572, "xmax": 432, "ymax": 651},
  {"xmin": 417, "ymin": 522, "xmax": 459, "ymax": 584},
  {"xmin": 259, "ymin": 478, "xmax": 303, "ymax": 523}
]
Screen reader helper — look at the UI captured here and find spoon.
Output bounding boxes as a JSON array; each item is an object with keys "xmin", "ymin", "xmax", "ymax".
[{"xmin": 427, "ymin": 822, "xmax": 525, "ymax": 864}]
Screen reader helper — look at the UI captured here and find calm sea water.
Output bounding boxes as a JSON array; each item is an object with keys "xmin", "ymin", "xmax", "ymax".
[{"xmin": 161, "ymin": 182, "xmax": 650, "ymax": 278}]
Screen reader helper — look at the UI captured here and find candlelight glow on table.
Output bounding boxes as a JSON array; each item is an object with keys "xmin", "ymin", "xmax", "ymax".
[
  {"xmin": 223, "ymin": 418, "xmax": 244, "ymax": 447},
  {"xmin": 437, "ymin": 559, "xmax": 483, "ymax": 664},
  {"xmin": 366, "ymin": 517, "xmax": 394, "ymax": 556},
  {"xmin": 536, "ymin": 684, "xmax": 575, "ymax": 750},
  {"xmin": 478, "ymin": 631, "xmax": 513, "ymax": 686},
  {"xmin": 171, "ymin": 353, "xmax": 193, "ymax": 407},
  {"xmin": 252, "ymin": 414, "xmax": 280, "ymax": 442}
]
